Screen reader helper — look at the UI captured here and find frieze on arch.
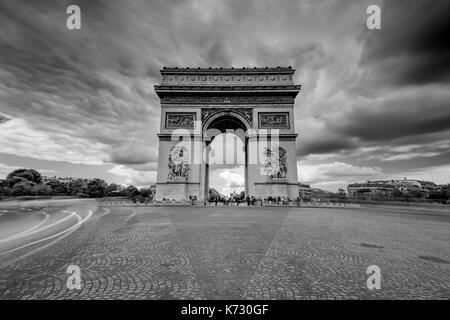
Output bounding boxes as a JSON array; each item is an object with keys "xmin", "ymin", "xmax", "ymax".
[
  {"xmin": 259, "ymin": 112, "xmax": 289, "ymax": 129},
  {"xmin": 160, "ymin": 95, "xmax": 295, "ymax": 105},
  {"xmin": 160, "ymin": 66, "xmax": 295, "ymax": 86},
  {"xmin": 165, "ymin": 112, "xmax": 195, "ymax": 128}
]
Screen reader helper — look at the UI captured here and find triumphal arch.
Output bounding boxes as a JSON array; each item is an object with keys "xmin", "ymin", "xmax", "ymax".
[{"xmin": 154, "ymin": 67, "xmax": 301, "ymax": 201}]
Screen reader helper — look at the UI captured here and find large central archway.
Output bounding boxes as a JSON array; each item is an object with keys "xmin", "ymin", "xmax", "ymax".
[{"xmin": 203, "ymin": 112, "xmax": 250, "ymax": 200}]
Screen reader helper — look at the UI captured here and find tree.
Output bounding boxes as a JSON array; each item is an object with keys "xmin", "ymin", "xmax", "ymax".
[
  {"xmin": 68, "ymin": 178, "xmax": 88, "ymax": 197},
  {"xmin": 139, "ymin": 187, "xmax": 153, "ymax": 199},
  {"xmin": 391, "ymin": 189, "xmax": 403, "ymax": 198},
  {"xmin": 445, "ymin": 185, "xmax": 450, "ymax": 199},
  {"xmin": 46, "ymin": 178, "xmax": 69, "ymax": 195},
  {"xmin": 428, "ymin": 185, "xmax": 450, "ymax": 201},
  {"xmin": 106, "ymin": 183, "xmax": 124, "ymax": 196},
  {"xmin": 208, "ymin": 188, "xmax": 223, "ymax": 201},
  {"xmin": 371, "ymin": 191, "xmax": 386, "ymax": 201},
  {"xmin": 6, "ymin": 168, "xmax": 42, "ymax": 184},
  {"xmin": 401, "ymin": 189, "xmax": 423, "ymax": 200},
  {"xmin": 5, "ymin": 176, "xmax": 27, "ymax": 188},
  {"xmin": 86, "ymin": 178, "xmax": 107, "ymax": 198},
  {"xmin": 12, "ymin": 181, "xmax": 35, "ymax": 196},
  {"xmin": 0, "ymin": 180, "xmax": 12, "ymax": 197},
  {"xmin": 123, "ymin": 185, "xmax": 139, "ymax": 198},
  {"xmin": 33, "ymin": 183, "xmax": 52, "ymax": 196}
]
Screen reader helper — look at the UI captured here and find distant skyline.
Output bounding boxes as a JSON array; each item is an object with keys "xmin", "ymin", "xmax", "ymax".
[{"xmin": 1, "ymin": 0, "xmax": 449, "ymax": 194}]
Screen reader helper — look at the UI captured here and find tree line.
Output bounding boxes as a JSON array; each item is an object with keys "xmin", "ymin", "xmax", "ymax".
[{"xmin": 0, "ymin": 168, "xmax": 154, "ymax": 199}]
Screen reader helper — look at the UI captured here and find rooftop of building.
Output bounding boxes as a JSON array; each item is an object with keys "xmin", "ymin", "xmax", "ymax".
[{"xmin": 160, "ymin": 66, "xmax": 296, "ymax": 75}]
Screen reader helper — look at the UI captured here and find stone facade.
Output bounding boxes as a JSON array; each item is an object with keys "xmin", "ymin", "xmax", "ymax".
[{"xmin": 154, "ymin": 67, "xmax": 301, "ymax": 201}]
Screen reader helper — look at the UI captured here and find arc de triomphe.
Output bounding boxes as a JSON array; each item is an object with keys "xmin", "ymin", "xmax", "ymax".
[{"xmin": 154, "ymin": 67, "xmax": 301, "ymax": 201}]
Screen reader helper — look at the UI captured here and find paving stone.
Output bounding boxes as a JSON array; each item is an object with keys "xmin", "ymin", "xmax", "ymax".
[{"xmin": 0, "ymin": 206, "xmax": 448, "ymax": 299}]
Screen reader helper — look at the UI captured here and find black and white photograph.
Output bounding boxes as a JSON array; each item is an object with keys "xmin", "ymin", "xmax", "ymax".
[{"xmin": 0, "ymin": 0, "xmax": 449, "ymax": 311}]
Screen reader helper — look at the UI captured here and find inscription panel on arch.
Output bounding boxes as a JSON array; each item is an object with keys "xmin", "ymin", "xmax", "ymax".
[
  {"xmin": 165, "ymin": 112, "xmax": 196, "ymax": 129},
  {"xmin": 258, "ymin": 112, "xmax": 289, "ymax": 129}
]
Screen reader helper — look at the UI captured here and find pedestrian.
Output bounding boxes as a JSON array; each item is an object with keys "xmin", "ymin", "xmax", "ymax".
[
  {"xmin": 215, "ymin": 197, "xmax": 218, "ymax": 206},
  {"xmin": 246, "ymin": 196, "xmax": 250, "ymax": 206}
]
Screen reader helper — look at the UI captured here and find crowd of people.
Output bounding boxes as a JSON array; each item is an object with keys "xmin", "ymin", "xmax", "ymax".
[
  {"xmin": 208, "ymin": 196, "xmax": 258, "ymax": 206},
  {"xmin": 187, "ymin": 195, "xmax": 298, "ymax": 206}
]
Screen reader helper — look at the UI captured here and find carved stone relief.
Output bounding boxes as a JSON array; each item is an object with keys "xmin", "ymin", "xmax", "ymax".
[
  {"xmin": 259, "ymin": 112, "xmax": 289, "ymax": 129},
  {"xmin": 167, "ymin": 144, "xmax": 190, "ymax": 180},
  {"xmin": 161, "ymin": 95, "xmax": 294, "ymax": 104},
  {"xmin": 263, "ymin": 147, "xmax": 287, "ymax": 179},
  {"xmin": 165, "ymin": 112, "xmax": 195, "ymax": 128}
]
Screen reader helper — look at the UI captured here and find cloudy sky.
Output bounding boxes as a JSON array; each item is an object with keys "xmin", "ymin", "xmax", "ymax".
[{"xmin": 0, "ymin": 0, "xmax": 449, "ymax": 193}]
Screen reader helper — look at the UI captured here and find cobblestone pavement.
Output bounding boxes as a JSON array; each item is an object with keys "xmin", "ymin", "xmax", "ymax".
[{"xmin": 0, "ymin": 204, "xmax": 449, "ymax": 299}]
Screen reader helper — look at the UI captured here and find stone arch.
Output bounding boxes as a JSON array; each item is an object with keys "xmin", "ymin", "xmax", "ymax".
[
  {"xmin": 154, "ymin": 67, "xmax": 300, "ymax": 202},
  {"xmin": 203, "ymin": 110, "xmax": 251, "ymax": 134}
]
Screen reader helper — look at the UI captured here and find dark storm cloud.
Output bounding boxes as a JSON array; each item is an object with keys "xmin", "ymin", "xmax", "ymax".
[
  {"xmin": 329, "ymin": 87, "xmax": 450, "ymax": 142},
  {"xmin": 297, "ymin": 136, "xmax": 357, "ymax": 157},
  {"xmin": 1, "ymin": 0, "xmax": 348, "ymax": 167},
  {"xmin": 298, "ymin": 0, "xmax": 450, "ymax": 165},
  {"xmin": 359, "ymin": 0, "xmax": 450, "ymax": 86},
  {"xmin": 0, "ymin": 115, "xmax": 10, "ymax": 124},
  {"xmin": 109, "ymin": 141, "xmax": 158, "ymax": 165},
  {"xmin": 0, "ymin": 0, "xmax": 161, "ymax": 165}
]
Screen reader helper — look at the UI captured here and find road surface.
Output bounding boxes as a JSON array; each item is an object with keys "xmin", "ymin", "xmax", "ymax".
[{"xmin": 0, "ymin": 200, "xmax": 448, "ymax": 299}]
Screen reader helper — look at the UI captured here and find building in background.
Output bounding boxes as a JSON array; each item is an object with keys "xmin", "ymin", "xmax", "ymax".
[
  {"xmin": 310, "ymin": 188, "xmax": 335, "ymax": 200},
  {"xmin": 347, "ymin": 177, "xmax": 438, "ymax": 198},
  {"xmin": 347, "ymin": 181, "xmax": 398, "ymax": 197}
]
